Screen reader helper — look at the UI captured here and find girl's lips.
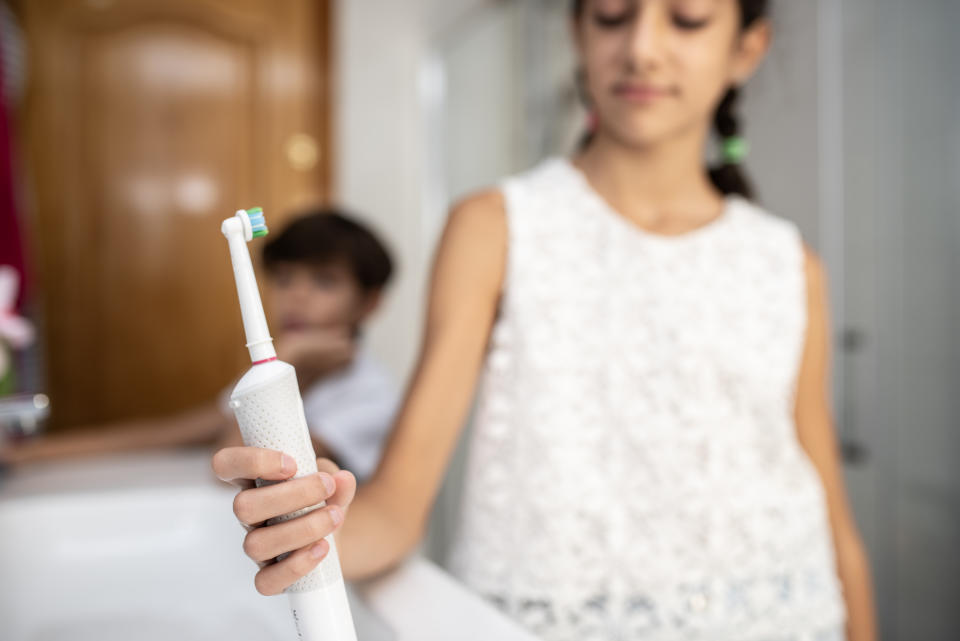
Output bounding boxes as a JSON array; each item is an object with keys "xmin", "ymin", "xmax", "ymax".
[{"xmin": 613, "ymin": 84, "xmax": 674, "ymax": 103}]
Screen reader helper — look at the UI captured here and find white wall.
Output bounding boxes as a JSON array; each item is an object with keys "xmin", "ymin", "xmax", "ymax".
[
  {"xmin": 334, "ymin": 0, "xmax": 493, "ymax": 384},
  {"xmin": 333, "ymin": 0, "xmax": 428, "ymax": 383}
]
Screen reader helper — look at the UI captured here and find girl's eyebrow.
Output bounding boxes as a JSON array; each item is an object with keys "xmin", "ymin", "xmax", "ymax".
[
  {"xmin": 671, "ymin": 0, "xmax": 721, "ymax": 10},
  {"xmin": 593, "ymin": 0, "xmax": 633, "ymax": 11}
]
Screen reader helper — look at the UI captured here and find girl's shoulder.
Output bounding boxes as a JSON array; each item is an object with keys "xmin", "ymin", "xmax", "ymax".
[{"xmin": 446, "ymin": 188, "xmax": 507, "ymax": 241}]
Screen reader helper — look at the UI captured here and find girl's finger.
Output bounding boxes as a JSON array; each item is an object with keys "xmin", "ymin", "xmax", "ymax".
[
  {"xmin": 315, "ymin": 458, "xmax": 357, "ymax": 511},
  {"xmin": 212, "ymin": 447, "xmax": 297, "ymax": 488},
  {"xmin": 327, "ymin": 469, "xmax": 357, "ymax": 513},
  {"xmin": 253, "ymin": 539, "xmax": 330, "ymax": 596},
  {"xmin": 315, "ymin": 457, "xmax": 341, "ymax": 475},
  {"xmin": 233, "ymin": 472, "xmax": 337, "ymax": 526},
  {"xmin": 242, "ymin": 504, "xmax": 344, "ymax": 563}
]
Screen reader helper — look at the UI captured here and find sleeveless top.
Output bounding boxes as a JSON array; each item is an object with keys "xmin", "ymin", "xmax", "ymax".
[{"xmin": 446, "ymin": 157, "xmax": 847, "ymax": 641}]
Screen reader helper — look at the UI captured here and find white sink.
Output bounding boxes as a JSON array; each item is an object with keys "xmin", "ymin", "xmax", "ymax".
[{"xmin": 0, "ymin": 450, "xmax": 538, "ymax": 641}]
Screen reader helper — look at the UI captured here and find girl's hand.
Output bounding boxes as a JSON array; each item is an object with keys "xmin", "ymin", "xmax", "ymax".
[{"xmin": 211, "ymin": 447, "xmax": 357, "ymax": 595}]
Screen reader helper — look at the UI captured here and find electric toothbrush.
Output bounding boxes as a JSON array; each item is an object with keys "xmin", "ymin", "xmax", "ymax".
[{"xmin": 221, "ymin": 207, "xmax": 358, "ymax": 641}]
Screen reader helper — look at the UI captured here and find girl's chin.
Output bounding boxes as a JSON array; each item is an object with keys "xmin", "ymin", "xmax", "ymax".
[{"xmin": 603, "ymin": 118, "xmax": 692, "ymax": 149}]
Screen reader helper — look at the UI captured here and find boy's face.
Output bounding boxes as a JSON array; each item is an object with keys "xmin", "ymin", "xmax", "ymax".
[{"xmin": 265, "ymin": 260, "xmax": 371, "ymax": 334}]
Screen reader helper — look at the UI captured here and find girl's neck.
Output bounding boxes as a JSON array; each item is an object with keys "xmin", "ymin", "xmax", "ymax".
[{"xmin": 572, "ymin": 123, "xmax": 724, "ymax": 224}]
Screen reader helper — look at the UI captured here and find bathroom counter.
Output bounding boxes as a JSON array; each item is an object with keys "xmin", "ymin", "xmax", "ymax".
[
  {"xmin": 0, "ymin": 449, "xmax": 539, "ymax": 641},
  {"xmin": 356, "ymin": 554, "xmax": 540, "ymax": 641}
]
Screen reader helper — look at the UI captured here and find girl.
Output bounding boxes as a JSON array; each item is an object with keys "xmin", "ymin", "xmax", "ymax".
[{"xmin": 213, "ymin": 1, "xmax": 877, "ymax": 639}]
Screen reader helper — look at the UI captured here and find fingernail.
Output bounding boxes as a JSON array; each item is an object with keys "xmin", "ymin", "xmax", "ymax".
[
  {"xmin": 281, "ymin": 454, "xmax": 295, "ymax": 474},
  {"xmin": 328, "ymin": 506, "xmax": 343, "ymax": 526},
  {"xmin": 310, "ymin": 541, "xmax": 327, "ymax": 559},
  {"xmin": 320, "ymin": 474, "xmax": 336, "ymax": 495}
]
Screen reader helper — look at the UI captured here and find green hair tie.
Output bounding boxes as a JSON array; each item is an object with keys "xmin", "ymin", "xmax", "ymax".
[{"xmin": 722, "ymin": 135, "xmax": 749, "ymax": 164}]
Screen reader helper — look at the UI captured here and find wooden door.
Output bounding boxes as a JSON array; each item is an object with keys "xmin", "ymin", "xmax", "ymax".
[{"xmin": 16, "ymin": 0, "xmax": 332, "ymax": 429}]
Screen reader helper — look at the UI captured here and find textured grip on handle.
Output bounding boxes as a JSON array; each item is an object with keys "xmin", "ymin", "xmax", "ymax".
[{"xmin": 230, "ymin": 367, "xmax": 344, "ymax": 592}]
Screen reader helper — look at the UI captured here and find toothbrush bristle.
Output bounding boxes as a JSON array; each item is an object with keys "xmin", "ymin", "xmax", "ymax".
[{"xmin": 245, "ymin": 207, "xmax": 268, "ymax": 238}]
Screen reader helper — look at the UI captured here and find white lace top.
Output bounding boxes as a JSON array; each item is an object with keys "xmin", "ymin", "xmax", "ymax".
[{"xmin": 446, "ymin": 157, "xmax": 847, "ymax": 641}]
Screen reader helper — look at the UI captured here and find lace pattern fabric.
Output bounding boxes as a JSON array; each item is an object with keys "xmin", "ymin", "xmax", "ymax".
[{"xmin": 446, "ymin": 157, "xmax": 847, "ymax": 641}]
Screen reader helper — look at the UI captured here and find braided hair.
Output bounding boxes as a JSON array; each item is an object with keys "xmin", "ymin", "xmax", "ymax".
[{"xmin": 571, "ymin": 0, "xmax": 770, "ymax": 199}]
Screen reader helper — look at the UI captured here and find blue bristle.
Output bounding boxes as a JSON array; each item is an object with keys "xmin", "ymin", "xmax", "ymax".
[{"xmin": 245, "ymin": 207, "xmax": 268, "ymax": 237}]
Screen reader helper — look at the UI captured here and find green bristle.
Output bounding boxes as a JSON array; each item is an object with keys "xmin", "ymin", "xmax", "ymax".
[{"xmin": 252, "ymin": 228, "xmax": 269, "ymax": 238}]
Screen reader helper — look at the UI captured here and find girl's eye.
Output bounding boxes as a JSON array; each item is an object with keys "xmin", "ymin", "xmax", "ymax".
[
  {"xmin": 593, "ymin": 11, "xmax": 633, "ymax": 28},
  {"xmin": 672, "ymin": 13, "xmax": 711, "ymax": 30}
]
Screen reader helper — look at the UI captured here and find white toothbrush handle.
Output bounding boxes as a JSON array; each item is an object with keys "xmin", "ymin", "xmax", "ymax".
[{"xmin": 230, "ymin": 361, "xmax": 358, "ymax": 641}]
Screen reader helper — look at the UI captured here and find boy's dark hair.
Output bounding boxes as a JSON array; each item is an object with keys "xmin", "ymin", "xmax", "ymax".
[{"xmin": 262, "ymin": 208, "xmax": 394, "ymax": 292}]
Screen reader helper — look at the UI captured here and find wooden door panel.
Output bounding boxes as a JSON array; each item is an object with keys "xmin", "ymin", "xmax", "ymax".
[
  {"xmin": 89, "ymin": 21, "xmax": 256, "ymax": 422},
  {"xmin": 18, "ymin": 0, "xmax": 331, "ymax": 428}
]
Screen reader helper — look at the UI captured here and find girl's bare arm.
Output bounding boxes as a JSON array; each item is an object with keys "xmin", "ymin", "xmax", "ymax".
[{"xmin": 794, "ymin": 245, "xmax": 878, "ymax": 641}]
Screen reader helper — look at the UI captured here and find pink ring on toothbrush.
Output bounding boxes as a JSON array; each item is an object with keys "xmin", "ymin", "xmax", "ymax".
[{"xmin": 252, "ymin": 356, "xmax": 278, "ymax": 365}]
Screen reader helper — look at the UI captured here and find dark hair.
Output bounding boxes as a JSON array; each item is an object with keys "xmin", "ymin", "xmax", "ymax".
[
  {"xmin": 571, "ymin": 0, "xmax": 769, "ymax": 199},
  {"xmin": 262, "ymin": 208, "xmax": 394, "ymax": 293}
]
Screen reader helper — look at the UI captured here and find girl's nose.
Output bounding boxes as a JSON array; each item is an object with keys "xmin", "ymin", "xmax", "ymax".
[{"xmin": 627, "ymin": 3, "xmax": 669, "ymax": 73}]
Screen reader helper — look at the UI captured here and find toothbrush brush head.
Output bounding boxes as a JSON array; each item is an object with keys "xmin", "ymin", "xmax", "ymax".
[{"xmin": 246, "ymin": 207, "xmax": 268, "ymax": 238}]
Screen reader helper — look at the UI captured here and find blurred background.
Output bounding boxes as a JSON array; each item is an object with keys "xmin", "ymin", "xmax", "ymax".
[{"xmin": 0, "ymin": 1, "xmax": 956, "ymax": 640}]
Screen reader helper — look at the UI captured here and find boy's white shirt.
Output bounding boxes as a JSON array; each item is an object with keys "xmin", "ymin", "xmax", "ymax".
[
  {"xmin": 221, "ymin": 343, "xmax": 400, "ymax": 483},
  {"xmin": 300, "ymin": 344, "xmax": 399, "ymax": 482}
]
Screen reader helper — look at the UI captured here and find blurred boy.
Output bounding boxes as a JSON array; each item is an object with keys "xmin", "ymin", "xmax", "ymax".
[{"xmin": 0, "ymin": 209, "xmax": 399, "ymax": 482}]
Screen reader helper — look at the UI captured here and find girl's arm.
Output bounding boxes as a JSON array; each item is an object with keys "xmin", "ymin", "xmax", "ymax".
[
  {"xmin": 336, "ymin": 190, "xmax": 507, "ymax": 579},
  {"xmin": 795, "ymin": 245, "xmax": 878, "ymax": 641},
  {"xmin": 214, "ymin": 190, "xmax": 508, "ymax": 592}
]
